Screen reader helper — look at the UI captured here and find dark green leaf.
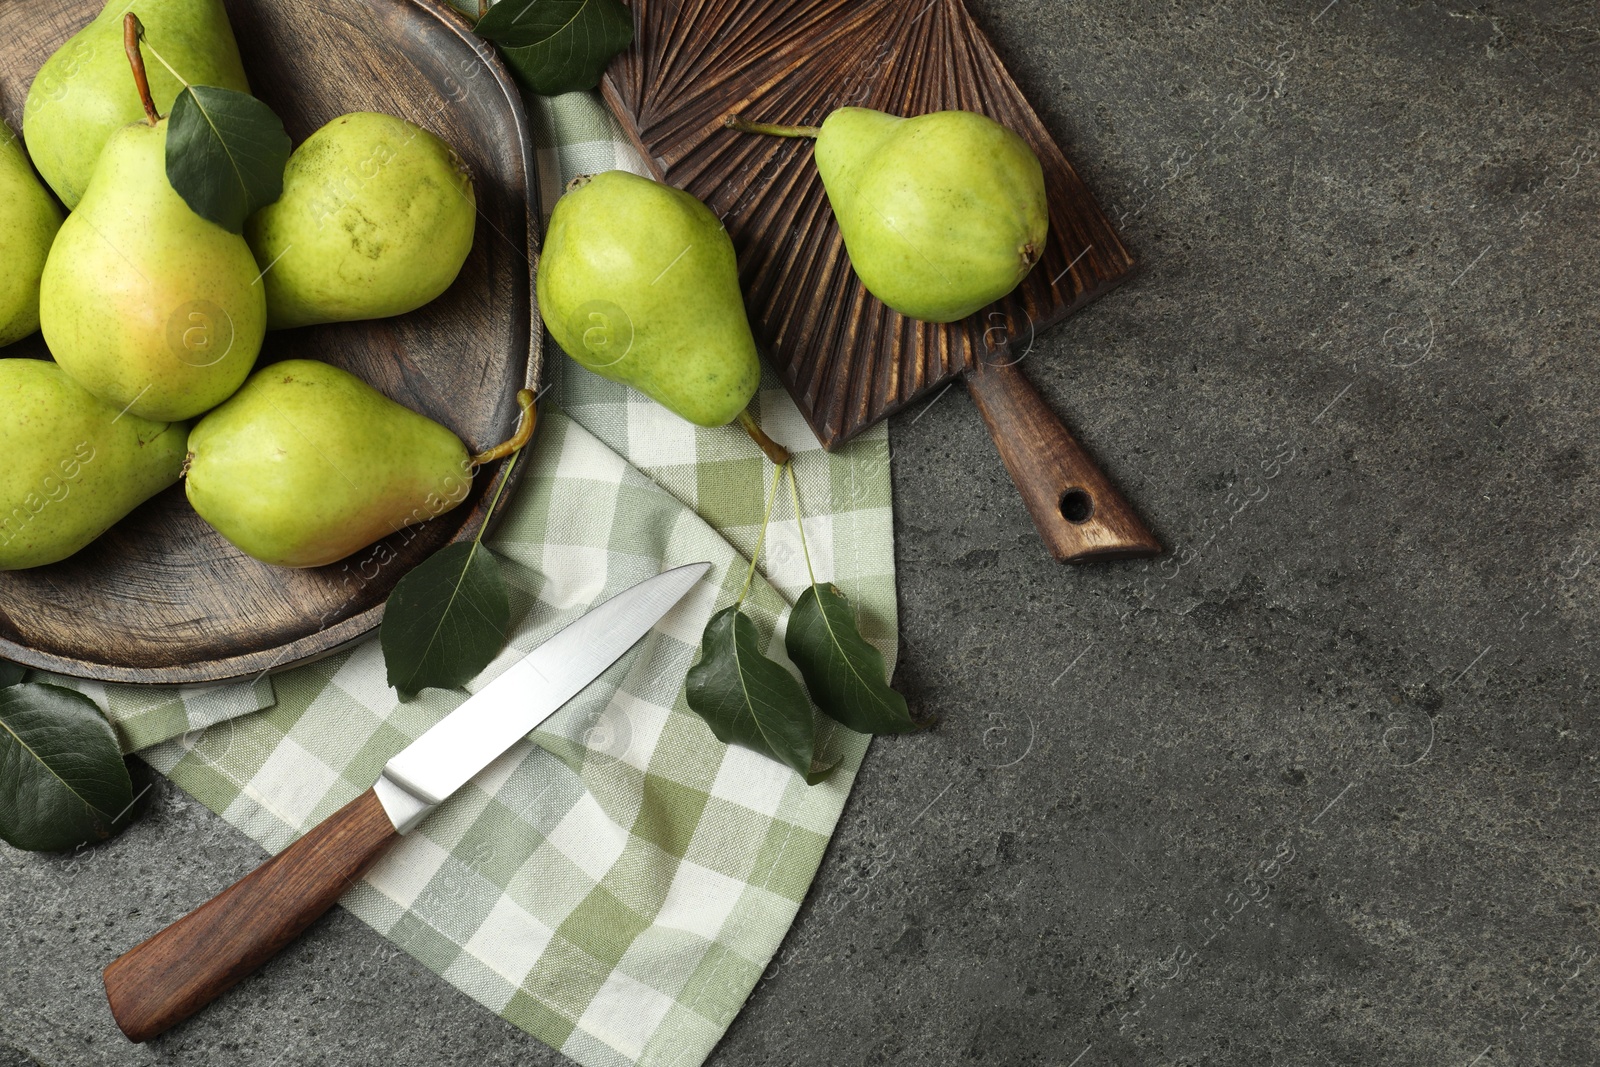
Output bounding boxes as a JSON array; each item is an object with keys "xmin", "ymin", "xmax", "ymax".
[
  {"xmin": 685, "ymin": 607, "xmax": 816, "ymax": 778},
  {"xmin": 0, "ymin": 684, "xmax": 134, "ymax": 852},
  {"xmin": 786, "ymin": 585, "xmax": 915, "ymax": 735},
  {"xmin": 166, "ymin": 85, "xmax": 291, "ymax": 233},
  {"xmin": 0, "ymin": 661, "xmax": 24, "ymax": 688},
  {"xmin": 476, "ymin": 0, "xmax": 635, "ymax": 96},
  {"xmin": 382, "ymin": 542, "xmax": 512, "ymax": 697}
]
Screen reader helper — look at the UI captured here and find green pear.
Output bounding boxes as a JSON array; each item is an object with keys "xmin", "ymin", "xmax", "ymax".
[
  {"xmin": 23, "ymin": 0, "xmax": 249, "ymax": 209},
  {"xmin": 537, "ymin": 170, "xmax": 760, "ymax": 428},
  {"xmin": 39, "ymin": 115, "xmax": 266, "ymax": 422},
  {"xmin": 0, "ymin": 121, "xmax": 64, "ymax": 348},
  {"xmin": 0, "ymin": 358, "xmax": 187, "ymax": 571},
  {"xmin": 732, "ymin": 108, "xmax": 1049, "ymax": 323},
  {"xmin": 186, "ymin": 360, "xmax": 475, "ymax": 568},
  {"xmin": 246, "ymin": 112, "xmax": 477, "ymax": 329},
  {"xmin": 817, "ymin": 109, "xmax": 1048, "ymax": 322}
]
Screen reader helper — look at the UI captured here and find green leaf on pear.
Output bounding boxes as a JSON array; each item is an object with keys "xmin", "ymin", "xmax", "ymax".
[
  {"xmin": 381, "ymin": 541, "xmax": 512, "ymax": 698},
  {"xmin": 166, "ymin": 85, "xmax": 291, "ymax": 233},
  {"xmin": 685, "ymin": 607, "xmax": 817, "ymax": 779},
  {"xmin": 0, "ymin": 684, "xmax": 135, "ymax": 852},
  {"xmin": 786, "ymin": 584, "xmax": 915, "ymax": 735},
  {"xmin": 475, "ymin": 0, "xmax": 635, "ymax": 96},
  {"xmin": 0, "ymin": 661, "xmax": 24, "ymax": 688}
]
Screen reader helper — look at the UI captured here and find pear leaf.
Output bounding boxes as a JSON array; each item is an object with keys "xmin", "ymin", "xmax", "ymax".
[
  {"xmin": 475, "ymin": 0, "xmax": 635, "ymax": 96},
  {"xmin": 382, "ymin": 541, "xmax": 512, "ymax": 698},
  {"xmin": 0, "ymin": 661, "xmax": 24, "ymax": 688},
  {"xmin": 685, "ymin": 607, "xmax": 816, "ymax": 779},
  {"xmin": 786, "ymin": 585, "xmax": 916, "ymax": 735},
  {"xmin": 0, "ymin": 684, "xmax": 136, "ymax": 852},
  {"xmin": 166, "ymin": 85, "xmax": 291, "ymax": 233}
]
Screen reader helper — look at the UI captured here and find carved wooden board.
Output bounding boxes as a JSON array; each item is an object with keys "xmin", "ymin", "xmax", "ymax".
[
  {"xmin": 602, "ymin": 0, "xmax": 1137, "ymax": 448},
  {"xmin": 0, "ymin": 0, "xmax": 541, "ymax": 684}
]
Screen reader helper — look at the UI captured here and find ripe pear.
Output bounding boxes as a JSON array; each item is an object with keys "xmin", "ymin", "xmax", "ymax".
[
  {"xmin": 732, "ymin": 108, "xmax": 1049, "ymax": 323},
  {"xmin": 0, "ymin": 358, "xmax": 187, "ymax": 571},
  {"xmin": 39, "ymin": 115, "xmax": 267, "ymax": 422},
  {"xmin": 537, "ymin": 170, "xmax": 760, "ymax": 428},
  {"xmin": 23, "ymin": 0, "xmax": 249, "ymax": 209},
  {"xmin": 246, "ymin": 112, "xmax": 477, "ymax": 329},
  {"xmin": 0, "ymin": 121, "xmax": 64, "ymax": 347},
  {"xmin": 185, "ymin": 360, "xmax": 476, "ymax": 568}
]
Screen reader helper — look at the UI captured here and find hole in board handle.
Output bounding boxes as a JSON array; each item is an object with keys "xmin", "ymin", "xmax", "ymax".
[{"xmin": 1059, "ymin": 488, "xmax": 1094, "ymax": 525}]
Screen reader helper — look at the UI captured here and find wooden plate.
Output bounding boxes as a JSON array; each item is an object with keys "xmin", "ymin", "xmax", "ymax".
[{"xmin": 0, "ymin": 0, "xmax": 542, "ymax": 685}]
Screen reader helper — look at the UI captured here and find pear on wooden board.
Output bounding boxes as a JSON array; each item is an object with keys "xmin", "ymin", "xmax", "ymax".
[
  {"xmin": 537, "ymin": 170, "xmax": 761, "ymax": 429},
  {"xmin": 0, "ymin": 358, "xmax": 187, "ymax": 571},
  {"xmin": 39, "ymin": 106, "xmax": 266, "ymax": 422},
  {"xmin": 0, "ymin": 121, "xmax": 64, "ymax": 348},
  {"xmin": 729, "ymin": 107, "xmax": 1050, "ymax": 323},
  {"xmin": 185, "ymin": 360, "xmax": 478, "ymax": 569},
  {"xmin": 23, "ymin": 0, "xmax": 250, "ymax": 209},
  {"xmin": 246, "ymin": 112, "xmax": 477, "ymax": 329}
]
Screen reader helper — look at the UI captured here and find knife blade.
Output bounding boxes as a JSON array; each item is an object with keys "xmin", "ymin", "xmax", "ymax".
[
  {"xmin": 102, "ymin": 562, "xmax": 711, "ymax": 1043},
  {"xmin": 378, "ymin": 561, "xmax": 709, "ymax": 832}
]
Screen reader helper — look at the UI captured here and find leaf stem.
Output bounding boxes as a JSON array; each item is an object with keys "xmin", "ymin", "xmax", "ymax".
[
  {"xmin": 737, "ymin": 461, "xmax": 788, "ymax": 608},
  {"xmin": 724, "ymin": 114, "xmax": 822, "ymax": 139},
  {"xmin": 122, "ymin": 14, "xmax": 159, "ymax": 126},
  {"xmin": 469, "ymin": 390, "xmax": 539, "ymax": 548},
  {"xmin": 141, "ymin": 39, "xmax": 192, "ymax": 90},
  {"xmin": 450, "ymin": 390, "xmax": 539, "ymax": 551},
  {"xmin": 736, "ymin": 408, "xmax": 790, "ymax": 465},
  {"xmin": 473, "ymin": 449, "xmax": 519, "ymax": 548},
  {"xmin": 471, "ymin": 389, "xmax": 538, "ymax": 465},
  {"xmin": 786, "ymin": 464, "xmax": 818, "ymax": 589}
]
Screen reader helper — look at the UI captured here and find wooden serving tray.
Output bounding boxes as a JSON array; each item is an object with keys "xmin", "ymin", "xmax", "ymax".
[
  {"xmin": 602, "ymin": 0, "xmax": 1159, "ymax": 561},
  {"xmin": 0, "ymin": 0, "xmax": 541, "ymax": 684}
]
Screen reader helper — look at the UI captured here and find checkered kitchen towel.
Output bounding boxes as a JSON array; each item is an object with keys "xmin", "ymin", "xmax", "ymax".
[{"xmin": 52, "ymin": 90, "xmax": 897, "ymax": 1067}]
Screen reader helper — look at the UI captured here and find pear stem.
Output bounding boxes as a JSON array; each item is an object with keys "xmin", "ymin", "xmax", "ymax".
[
  {"xmin": 724, "ymin": 114, "xmax": 821, "ymax": 140},
  {"xmin": 123, "ymin": 14, "xmax": 159, "ymax": 126},
  {"xmin": 737, "ymin": 408, "xmax": 791, "ymax": 466},
  {"xmin": 471, "ymin": 389, "xmax": 538, "ymax": 466}
]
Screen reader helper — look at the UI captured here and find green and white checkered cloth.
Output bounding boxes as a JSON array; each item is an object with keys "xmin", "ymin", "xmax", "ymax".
[{"xmin": 49, "ymin": 90, "xmax": 896, "ymax": 1067}]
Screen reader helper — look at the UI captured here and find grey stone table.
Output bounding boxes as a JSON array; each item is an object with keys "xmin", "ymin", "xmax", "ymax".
[{"xmin": 4, "ymin": 2, "xmax": 1597, "ymax": 1064}]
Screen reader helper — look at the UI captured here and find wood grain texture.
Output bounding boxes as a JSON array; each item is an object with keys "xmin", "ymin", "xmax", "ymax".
[
  {"xmin": 601, "ymin": 0, "xmax": 1158, "ymax": 561},
  {"xmin": 102, "ymin": 787, "xmax": 399, "ymax": 1043},
  {"xmin": 0, "ymin": 0, "xmax": 542, "ymax": 683},
  {"xmin": 967, "ymin": 351, "xmax": 1159, "ymax": 563},
  {"xmin": 600, "ymin": 0, "xmax": 1136, "ymax": 448}
]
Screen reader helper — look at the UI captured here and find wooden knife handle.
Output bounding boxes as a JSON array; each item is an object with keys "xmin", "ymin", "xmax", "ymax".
[
  {"xmin": 965, "ymin": 354, "xmax": 1161, "ymax": 563},
  {"xmin": 103, "ymin": 787, "xmax": 400, "ymax": 1043}
]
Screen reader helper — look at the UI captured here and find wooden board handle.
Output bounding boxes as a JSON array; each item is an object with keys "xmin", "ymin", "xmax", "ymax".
[
  {"xmin": 965, "ymin": 355, "xmax": 1161, "ymax": 563},
  {"xmin": 103, "ymin": 787, "xmax": 400, "ymax": 1043}
]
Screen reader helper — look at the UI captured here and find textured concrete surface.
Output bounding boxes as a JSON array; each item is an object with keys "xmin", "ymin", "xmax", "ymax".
[{"xmin": 4, "ymin": 1, "xmax": 1598, "ymax": 1065}]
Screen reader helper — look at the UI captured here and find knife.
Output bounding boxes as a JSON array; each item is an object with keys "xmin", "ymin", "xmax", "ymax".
[{"xmin": 102, "ymin": 562, "xmax": 712, "ymax": 1043}]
